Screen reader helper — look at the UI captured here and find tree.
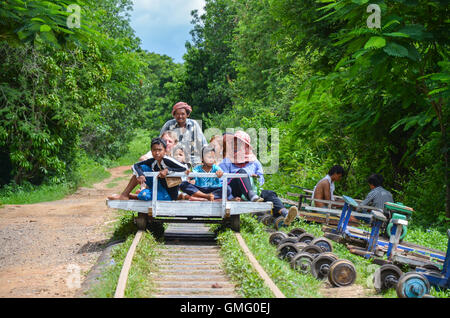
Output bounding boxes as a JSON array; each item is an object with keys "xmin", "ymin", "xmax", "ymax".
[
  {"xmin": 316, "ymin": 0, "xmax": 449, "ymax": 218},
  {"xmin": 177, "ymin": 0, "xmax": 237, "ymax": 116},
  {"xmin": 0, "ymin": 0, "xmax": 94, "ymax": 48}
]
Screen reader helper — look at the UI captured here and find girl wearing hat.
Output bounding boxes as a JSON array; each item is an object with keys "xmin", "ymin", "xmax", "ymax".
[{"xmin": 219, "ymin": 131, "xmax": 297, "ymax": 226}]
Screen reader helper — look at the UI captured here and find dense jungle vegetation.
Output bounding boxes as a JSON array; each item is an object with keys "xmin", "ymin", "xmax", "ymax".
[{"xmin": 0, "ymin": 0, "xmax": 448, "ymax": 231}]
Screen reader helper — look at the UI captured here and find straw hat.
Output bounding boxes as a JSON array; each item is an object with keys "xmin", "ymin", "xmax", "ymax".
[{"xmin": 234, "ymin": 130, "xmax": 253, "ymax": 149}]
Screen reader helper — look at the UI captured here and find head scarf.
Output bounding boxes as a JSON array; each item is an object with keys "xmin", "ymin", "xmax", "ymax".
[{"xmin": 172, "ymin": 102, "xmax": 192, "ymax": 116}]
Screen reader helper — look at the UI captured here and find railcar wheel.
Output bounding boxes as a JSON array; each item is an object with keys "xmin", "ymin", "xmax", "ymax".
[
  {"xmin": 274, "ymin": 216, "xmax": 286, "ymax": 230},
  {"xmin": 277, "ymin": 242, "xmax": 300, "ymax": 262},
  {"xmin": 328, "ymin": 259, "xmax": 357, "ymax": 287},
  {"xmin": 396, "ymin": 272, "xmax": 430, "ymax": 298},
  {"xmin": 311, "ymin": 237, "xmax": 333, "ymax": 253},
  {"xmin": 311, "ymin": 254, "xmax": 338, "ymax": 280},
  {"xmin": 289, "ymin": 228, "xmax": 306, "ymax": 237},
  {"xmin": 261, "ymin": 214, "xmax": 274, "ymax": 226},
  {"xmin": 373, "ymin": 264, "xmax": 403, "ymax": 293},
  {"xmin": 228, "ymin": 215, "xmax": 240, "ymax": 232},
  {"xmin": 269, "ymin": 232, "xmax": 288, "ymax": 246},
  {"xmin": 290, "ymin": 252, "xmax": 314, "ymax": 274},
  {"xmin": 297, "ymin": 233, "xmax": 315, "ymax": 244},
  {"xmin": 301, "ymin": 244, "xmax": 323, "ymax": 258},
  {"xmin": 148, "ymin": 221, "xmax": 165, "ymax": 238},
  {"xmin": 319, "ymin": 252, "xmax": 339, "ymax": 259},
  {"xmin": 295, "ymin": 242, "xmax": 309, "ymax": 250},
  {"xmin": 279, "ymin": 237, "xmax": 300, "ymax": 245},
  {"xmin": 136, "ymin": 213, "xmax": 148, "ymax": 231}
]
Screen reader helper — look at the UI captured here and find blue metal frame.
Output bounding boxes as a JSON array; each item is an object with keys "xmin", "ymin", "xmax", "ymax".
[
  {"xmin": 416, "ymin": 230, "xmax": 450, "ymax": 290},
  {"xmin": 331, "ymin": 195, "xmax": 446, "ymax": 263}
]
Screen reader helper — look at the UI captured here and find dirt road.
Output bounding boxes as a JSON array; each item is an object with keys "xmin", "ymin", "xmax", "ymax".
[{"xmin": 0, "ymin": 166, "xmax": 130, "ymax": 298}]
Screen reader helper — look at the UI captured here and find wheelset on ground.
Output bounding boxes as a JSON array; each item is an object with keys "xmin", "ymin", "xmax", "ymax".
[{"xmin": 270, "ymin": 227, "xmax": 358, "ymax": 288}]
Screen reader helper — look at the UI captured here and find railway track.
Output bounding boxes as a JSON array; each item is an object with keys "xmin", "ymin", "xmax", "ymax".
[
  {"xmin": 114, "ymin": 220, "xmax": 284, "ymax": 298},
  {"xmin": 152, "ymin": 223, "xmax": 237, "ymax": 298}
]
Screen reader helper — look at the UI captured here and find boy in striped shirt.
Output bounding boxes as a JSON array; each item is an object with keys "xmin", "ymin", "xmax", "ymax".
[{"xmin": 108, "ymin": 137, "xmax": 188, "ymax": 201}]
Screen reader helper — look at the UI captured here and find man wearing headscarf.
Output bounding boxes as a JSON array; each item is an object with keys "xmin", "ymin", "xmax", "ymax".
[{"xmin": 160, "ymin": 102, "xmax": 208, "ymax": 165}]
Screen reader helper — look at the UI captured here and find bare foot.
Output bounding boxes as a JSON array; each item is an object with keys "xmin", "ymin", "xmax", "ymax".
[
  {"xmin": 107, "ymin": 193, "xmax": 129, "ymax": 200},
  {"xmin": 179, "ymin": 194, "xmax": 190, "ymax": 200},
  {"xmin": 128, "ymin": 193, "xmax": 139, "ymax": 200},
  {"xmin": 208, "ymin": 193, "xmax": 215, "ymax": 201},
  {"xmin": 189, "ymin": 196, "xmax": 207, "ymax": 201},
  {"xmin": 230, "ymin": 197, "xmax": 241, "ymax": 201}
]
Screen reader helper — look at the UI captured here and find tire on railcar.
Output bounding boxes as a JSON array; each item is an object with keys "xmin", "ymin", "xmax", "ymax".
[
  {"xmin": 148, "ymin": 220, "xmax": 165, "ymax": 239},
  {"xmin": 224, "ymin": 214, "xmax": 240, "ymax": 232},
  {"xmin": 136, "ymin": 213, "xmax": 148, "ymax": 231}
]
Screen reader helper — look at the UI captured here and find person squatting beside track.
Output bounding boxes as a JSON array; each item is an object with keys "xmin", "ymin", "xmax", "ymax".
[
  {"xmin": 312, "ymin": 165, "xmax": 345, "ymax": 208},
  {"xmin": 360, "ymin": 174, "xmax": 394, "ymax": 210},
  {"xmin": 354, "ymin": 173, "xmax": 394, "ymax": 223}
]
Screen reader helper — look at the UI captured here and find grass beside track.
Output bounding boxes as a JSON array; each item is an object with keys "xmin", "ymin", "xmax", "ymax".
[
  {"xmin": 214, "ymin": 216, "xmax": 323, "ymax": 298},
  {"xmin": 0, "ymin": 153, "xmax": 110, "ymax": 205},
  {"xmin": 87, "ymin": 211, "xmax": 449, "ymax": 298},
  {"xmin": 215, "ymin": 214, "xmax": 450, "ymax": 298},
  {"xmin": 0, "ymin": 128, "xmax": 153, "ymax": 206},
  {"xmin": 86, "ymin": 210, "xmax": 163, "ymax": 298}
]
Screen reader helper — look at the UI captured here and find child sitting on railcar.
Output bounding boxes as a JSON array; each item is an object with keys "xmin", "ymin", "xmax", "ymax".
[
  {"xmin": 108, "ymin": 137, "xmax": 188, "ymax": 201},
  {"xmin": 219, "ymin": 131, "xmax": 298, "ymax": 225},
  {"xmin": 179, "ymin": 145, "xmax": 232, "ymax": 201}
]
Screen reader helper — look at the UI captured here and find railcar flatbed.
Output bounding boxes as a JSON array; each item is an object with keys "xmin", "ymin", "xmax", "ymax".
[{"xmin": 106, "ymin": 172, "xmax": 273, "ymax": 232}]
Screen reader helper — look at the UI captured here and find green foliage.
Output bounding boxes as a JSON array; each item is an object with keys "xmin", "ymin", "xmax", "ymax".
[
  {"xmin": 175, "ymin": 0, "xmax": 237, "ymax": 117},
  {"xmin": 0, "ymin": 0, "xmax": 95, "ymax": 48},
  {"xmin": 0, "ymin": 40, "xmax": 109, "ymax": 184},
  {"xmin": 216, "ymin": 227, "xmax": 273, "ymax": 297},
  {"xmin": 108, "ymin": 129, "xmax": 157, "ymax": 167},
  {"xmin": 178, "ymin": 0, "xmax": 449, "ymax": 226},
  {"xmin": 0, "ymin": 150, "xmax": 110, "ymax": 205},
  {"xmin": 0, "ymin": 0, "xmax": 180, "ymax": 190},
  {"xmin": 0, "ymin": 180, "xmax": 75, "ymax": 205}
]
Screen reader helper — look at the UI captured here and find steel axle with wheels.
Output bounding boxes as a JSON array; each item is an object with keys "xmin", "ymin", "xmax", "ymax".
[
  {"xmin": 373, "ymin": 264, "xmax": 403, "ymax": 293},
  {"xmin": 396, "ymin": 272, "xmax": 431, "ymax": 298},
  {"xmin": 311, "ymin": 254, "xmax": 338, "ymax": 280}
]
